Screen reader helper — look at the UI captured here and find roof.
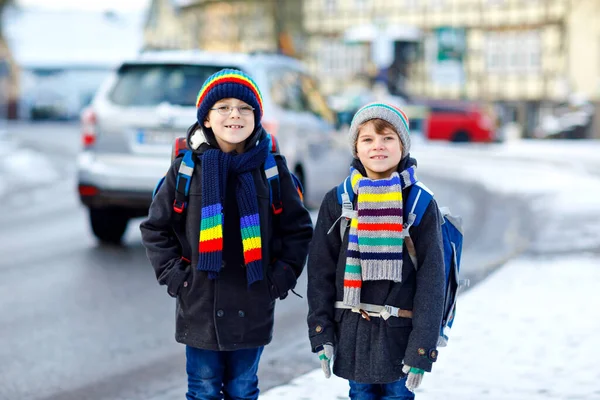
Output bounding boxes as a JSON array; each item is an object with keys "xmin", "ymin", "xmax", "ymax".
[{"xmin": 4, "ymin": 7, "xmax": 144, "ymax": 69}]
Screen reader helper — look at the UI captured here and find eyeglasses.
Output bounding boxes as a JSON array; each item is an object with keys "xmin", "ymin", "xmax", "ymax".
[{"xmin": 210, "ymin": 105, "xmax": 255, "ymax": 116}]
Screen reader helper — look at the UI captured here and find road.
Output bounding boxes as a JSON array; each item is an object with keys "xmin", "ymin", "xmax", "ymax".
[{"xmin": 0, "ymin": 122, "xmax": 525, "ymax": 400}]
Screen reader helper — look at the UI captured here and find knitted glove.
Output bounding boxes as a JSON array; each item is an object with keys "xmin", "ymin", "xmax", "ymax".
[
  {"xmin": 316, "ymin": 343, "xmax": 334, "ymax": 378},
  {"xmin": 402, "ymin": 365, "xmax": 425, "ymax": 392}
]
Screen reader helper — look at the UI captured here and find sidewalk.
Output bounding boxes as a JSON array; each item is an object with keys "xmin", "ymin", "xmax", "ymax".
[{"xmin": 261, "ymin": 253, "xmax": 600, "ymax": 400}]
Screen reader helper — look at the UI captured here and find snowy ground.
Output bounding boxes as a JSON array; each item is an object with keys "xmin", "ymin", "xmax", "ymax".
[
  {"xmin": 0, "ymin": 137, "xmax": 60, "ymax": 200},
  {"xmin": 261, "ymin": 139, "xmax": 600, "ymax": 400}
]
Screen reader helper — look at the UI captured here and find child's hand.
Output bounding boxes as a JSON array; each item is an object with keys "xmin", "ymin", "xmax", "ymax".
[
  {"xmin": 316, "ymin": 343, "xmax": 334, "ymax": 378},
  {"xmin": 402, "ymin": 365, "xmax": 425, "ymax": 392}
]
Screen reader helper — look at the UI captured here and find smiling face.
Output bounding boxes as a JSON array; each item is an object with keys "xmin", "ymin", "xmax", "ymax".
[
  {"xmin": 203, "ymin": 98, "xmax": 255, "ymax": 153},
  {"xmin": 355, "ymin": 119, "xmax": 403, "ymax": 180}
]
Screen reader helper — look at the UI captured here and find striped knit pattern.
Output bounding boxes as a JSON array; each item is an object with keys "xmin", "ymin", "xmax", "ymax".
[
  {"xmin": 196, "ymin": 70, "xmax": 263, "ymax": 113},
  {"xmin": 343, "ymin": 166, "xmax": 418, "ymax": 306},
  {"xmin": 197, "ymin": 136, "xmax": 269, "ymax": 285},
  {"xmin": 348, "ymin": 102, "xmax": 412, "ymax": 158}
]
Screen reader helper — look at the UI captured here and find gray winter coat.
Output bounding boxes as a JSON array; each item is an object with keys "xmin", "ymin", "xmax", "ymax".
[
  {"xmin": 307, "ymin": 158, "xmax": 445, "ymax": 383},
  {"xmin": 141, "ymin": 130, "xmax": 313, "ymax": 351}
]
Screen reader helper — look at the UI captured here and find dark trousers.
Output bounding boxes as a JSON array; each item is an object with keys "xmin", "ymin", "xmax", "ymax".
[
  {"xmin": 349, "ymin": 377, "xmax": 415, "ymax": 400},
  {"xmin": 186, "ymin": 345, "xmax": 264, "ymax": 400}
]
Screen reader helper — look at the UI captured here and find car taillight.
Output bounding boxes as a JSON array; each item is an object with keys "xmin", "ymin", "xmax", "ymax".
[
  {"xmin": 81, "ymin": 107, "xmax": 97, "ymax": 148},
  {"xmin": 78, "ymin": 184, "xmax": 99, "ymax": 196},
  {"xmin": 262, "ymin": 120, "xmax": 279, "ymax": 136}
]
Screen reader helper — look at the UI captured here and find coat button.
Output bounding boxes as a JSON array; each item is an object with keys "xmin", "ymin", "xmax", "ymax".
[
  {"xmin": 315, "ymin": 325, "xmax": 322, "ymax": 333},
  {"xmin": 217, "ymin": 310, "xmax": 224, "ymax": 317},
  {"xmin": 238, "ymin": 310, "xmax": 245, "ymax": 317},
  {"xmin": 183, "ymin": 281, "xmax": 188, "ymax": 288}
]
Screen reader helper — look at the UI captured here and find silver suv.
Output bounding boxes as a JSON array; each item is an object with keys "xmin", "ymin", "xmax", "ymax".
[{"xmin": 77, "ymin": 50, "xmax": 347, "ymax": 243}]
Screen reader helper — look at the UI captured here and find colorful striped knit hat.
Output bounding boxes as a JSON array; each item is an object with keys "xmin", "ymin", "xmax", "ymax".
[
  {"xmin": 196, "ymin": 69, "xmax": 264, "ymax": 127},
  {"xmin": 348, "ymin": 102, "xmax": 411, "ymax": 158}
]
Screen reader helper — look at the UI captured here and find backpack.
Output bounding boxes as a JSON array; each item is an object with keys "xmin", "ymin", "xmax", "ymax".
[
  {"xmin": 330, "ymin": 176, "xmax": 467, "ymax": 347},
  {"xmin": 152, "ymin": 133, "xmax": 304, "ymax": 217}
]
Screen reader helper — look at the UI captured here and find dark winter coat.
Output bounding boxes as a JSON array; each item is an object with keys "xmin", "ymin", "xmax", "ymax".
[
  {"xmin": 140, "ymin": 128, "xmax": 313, "ymax": 351},
  {"xmin": 307, "ymin": 157, "xmax": 445, "ymax": 383}
]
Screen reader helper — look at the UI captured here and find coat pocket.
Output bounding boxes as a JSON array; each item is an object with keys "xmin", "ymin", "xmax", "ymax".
[{"xmin": 384, "ymin": 321, "xmax": 412, "ymax": 368}]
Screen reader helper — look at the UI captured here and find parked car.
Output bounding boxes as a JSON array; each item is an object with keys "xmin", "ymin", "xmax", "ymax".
[
  {"xmin": 422, "ymin": 100, "xmax": 495, "ymax": 143},
  {"xmin": 77, "ymin": 50, "xmax": 346, "ymax": 243}
]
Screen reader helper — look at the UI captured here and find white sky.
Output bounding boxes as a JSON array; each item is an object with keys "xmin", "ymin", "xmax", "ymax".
[{"xmin": 17, "ymin": 0, "xmax": 150, "ymax": 11}]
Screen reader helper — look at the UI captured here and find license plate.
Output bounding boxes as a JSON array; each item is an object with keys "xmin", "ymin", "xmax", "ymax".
[{"xmin": 136, "ymin": 129, "xmax": 182, "ymax": 145}]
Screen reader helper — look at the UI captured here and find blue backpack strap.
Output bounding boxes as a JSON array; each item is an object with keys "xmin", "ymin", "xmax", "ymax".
[
  {"xmin": 173, "ymin": 149, "xmax": 195, "ymax": 215},
  {"xmin": 328, "ymin": 176, "xmax": 356, "ymax": 238},
  {"xmin": 265, "ymin": 134, "xmax": 283, "ymax": 215},
  {"xmin": 336, "ymin": 175, "xmax": 354, "ymax": 206},
  {"xmin": 404, "ymin": 181, "xmax": 434, "ymax": 228},
  {"xmin": 152, "ymin": 175, "xmax": 166, "ymax": 199}
]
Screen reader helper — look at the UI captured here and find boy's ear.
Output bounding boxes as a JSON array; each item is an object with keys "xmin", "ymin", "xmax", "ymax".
[{"xmin": 203, "ymin": 119, "xmax": 211, "ymax": 128}]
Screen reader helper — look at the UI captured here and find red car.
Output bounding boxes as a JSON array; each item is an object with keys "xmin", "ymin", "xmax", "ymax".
[{"xmin": 424, "ymin": 102, "xmax": 496, "ymax": 142}]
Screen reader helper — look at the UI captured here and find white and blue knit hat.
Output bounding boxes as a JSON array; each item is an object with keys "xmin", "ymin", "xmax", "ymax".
[{"xmin": 348, "ymin": 102, "xmax": 411, "ymax": 158}]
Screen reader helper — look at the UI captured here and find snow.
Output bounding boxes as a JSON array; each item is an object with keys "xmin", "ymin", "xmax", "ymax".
[
  {"xmin": 261, "ymin": 138, "xmax": 600, "ymax": 400},
  {"xmin": 0, "ymin": 138, "xmax": 60, "ymax": 199},
  {"xmin": 414, "ymin": 140, "xmax": 600, "ymax": 254},
  {"xmin": 262, "ymin": 254, "xmax": 600, "ymax": 400}
]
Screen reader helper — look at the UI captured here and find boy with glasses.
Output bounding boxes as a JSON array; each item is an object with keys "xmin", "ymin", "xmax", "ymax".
[{"xmin": 141, "ymin": 69, "xmax": 313, "ymax": 399}]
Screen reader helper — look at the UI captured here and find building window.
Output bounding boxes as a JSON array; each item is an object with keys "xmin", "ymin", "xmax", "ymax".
[
  {"xmin": 317, "ymin": 40, "xmax": 369, "ymax": 79},
  {"xmin": 325, "ymin": 0, "xmax": 337, "ymax": 14},
  {"xmin": 485, "ymin": 30, "xmax": 541, "ymax": 74}
]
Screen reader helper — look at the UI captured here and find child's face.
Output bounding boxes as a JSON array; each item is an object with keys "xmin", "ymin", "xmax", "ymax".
[
  {"xmin": 203, "ymin": 98, "xmax": 255, "ymax": 153},
  {"xmin": 356, "ymin": 121, "xmax": 403, "ymax": 180}
]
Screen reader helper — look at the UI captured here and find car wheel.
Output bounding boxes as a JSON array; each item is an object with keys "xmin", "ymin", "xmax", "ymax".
[
  {"xmin": 89, "ymin": 207, "xmax": 129, "ymax": 244},
  {"xmin": 452, "ymin": 131, "xmax": 471, "ymax": 143}
]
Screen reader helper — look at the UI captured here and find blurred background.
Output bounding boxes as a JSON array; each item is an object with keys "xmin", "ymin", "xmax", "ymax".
[
  {"xmin": 1, "ymin": 1, "xmax": 599, "ymax": 400},
  {"xmin": 2, "ymin": 0, "xmax": 599, "ymax": 140}
]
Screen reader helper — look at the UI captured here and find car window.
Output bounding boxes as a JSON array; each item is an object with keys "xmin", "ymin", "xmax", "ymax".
[
  {"xmin": 109, "ymin": 64, "xmax": 231, "ymax": 107},
  {"xmin": 299, "ymin": 74, "xmax": 336, "ymax": 124},
  {"xmin": 269, "ymin": 69, "xmax": 307, "ymax": 113}
]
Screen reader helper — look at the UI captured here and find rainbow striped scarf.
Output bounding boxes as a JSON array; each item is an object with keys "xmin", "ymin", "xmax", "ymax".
[
  {"xmin": 343, "ymin": 166, "xmax": 418, "ymax": 306},
  {"xmin": 197, "ymin": 137, "xmax": 269, "ymax": 285}
]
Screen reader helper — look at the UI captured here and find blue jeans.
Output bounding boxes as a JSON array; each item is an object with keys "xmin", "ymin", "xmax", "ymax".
[
  {"xmin": 349, "ymin": 377, "xmax": 415, "ymax": 400},
  {"xmin": 186, "ymin": 345, "xmax": 264, "ymax": 400}
]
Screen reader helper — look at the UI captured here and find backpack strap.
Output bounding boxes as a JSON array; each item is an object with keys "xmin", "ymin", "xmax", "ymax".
[
  {"xmin": 328, "ymin": 176, "xmax": 356, "ymax": 237},
  {"xmin": 173, "ymin": 150, "xmax": 195, "ymax": 218},
  {"xmin": 403, "ymin": 182, "xmax": 434, "ymax": 268},
  {"xmin": 405, "ymin": 182, "xmax": 434, "ymax": 228},
  {"xmin": 265, "ymin": 134, "xmax": 283, "ymax": 215}
]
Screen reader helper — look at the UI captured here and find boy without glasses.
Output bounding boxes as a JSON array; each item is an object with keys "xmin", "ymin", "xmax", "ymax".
[
  {"xmin": 307, "ymin": 103, "xmax": 445, "ymax": 399},
  {"xmin": 141, "ymin": 69, "xmax": 313, "ymax": 400}
]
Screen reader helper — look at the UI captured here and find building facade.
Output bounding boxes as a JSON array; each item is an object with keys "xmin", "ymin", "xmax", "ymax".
[
  {"xmin": 143, "ymin": 0, "xmax": 600, "ymax": 137},
  {"xmin": 303, "ymin": 0, "xmax": 600, "ymax": 137}
]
